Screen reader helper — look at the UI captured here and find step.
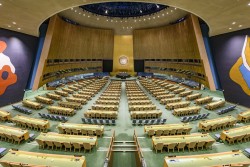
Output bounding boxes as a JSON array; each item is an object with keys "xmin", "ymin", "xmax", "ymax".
[
  {"xmin": 114, "ymin": 141, "xmax": 135, "ymax": 143},
  {"xmin": 112, "ymin": 145, "xmax": 137, "ymax": 147}
]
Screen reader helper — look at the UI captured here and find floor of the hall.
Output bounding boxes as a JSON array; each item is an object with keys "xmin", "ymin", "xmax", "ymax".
[{"xmin": 0, "ymin": 78, "xmax": 249, "ymax": 167}]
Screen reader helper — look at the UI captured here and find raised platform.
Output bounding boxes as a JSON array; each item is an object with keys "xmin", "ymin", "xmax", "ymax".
[{"xmin": 110, "ymin": 77, "xmax": 137, "ymax": 81}]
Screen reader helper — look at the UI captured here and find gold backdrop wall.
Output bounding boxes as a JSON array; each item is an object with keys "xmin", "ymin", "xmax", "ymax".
[{"xmin": 112, "ymin": 35, "xmax": 134, "ymax": 73}]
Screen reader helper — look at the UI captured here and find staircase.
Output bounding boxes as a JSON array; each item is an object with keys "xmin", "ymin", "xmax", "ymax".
[{"xmin": 112, "ymin": 140, "xmax": 137, "ymax": 152}]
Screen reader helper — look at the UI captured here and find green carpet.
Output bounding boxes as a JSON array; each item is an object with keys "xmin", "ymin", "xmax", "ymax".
[{"xmin": 0, "ymin": 78, "xmax": 249, "ymax": 167}]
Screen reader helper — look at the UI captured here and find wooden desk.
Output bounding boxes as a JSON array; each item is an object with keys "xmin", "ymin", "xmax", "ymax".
[
  {"xmin": 173, "ymin": 106, "xmax": 201, "ymax": 116},
  {"xmin": 62, "ymin": 87, "xmax": 74, "ymax": 94},
  {"xmin": 205, "ymin": 100, "xmax": 225, "ymax": 110},
  {"xmin": 156, "ymin": 94, "xmax": 175, "ymax": 100},
  {"xmin": 92, "ymin": 104, "xmax": 119, "ymax": 111},
  {"xmin": 58, "ymin": 123, "xmax": 104, "ymax": 134},
  {"xmin": 35, "ymin": 95, "xmax": 54, "ymax": 104},
  {"xmin": 96, "ymin": 100, "xmax": 120, "ymax": 105},
  {"xmin": 0, "ymin": 125, "xmax": 29, "ymax": 140},
  {"xmin": 36, "ymin": 132, "xmax": 97, "ymax": 146},
  {"xmin": 195, "ymin": 96, "xmax": 213, "ymax": 105},
  {"xmin": 0, "ymin": 149, "xmax": 86, "ymax": 167},
  {"xmin": 127, "ymin": 96, "xmax": 149, "ymax": 101},
  {"xmin": 160, "ymin": 97, "xmax": 182, "ymax": 105},
  {"xmin": 144, "ymin": 123, "xmax": 191, "ymax": 134},
  {"xmin": 173, "ymin": 88, "xmax": 186, "ymax": 94},
  {"xmin": 198, "ymin": 115, "xmax": 237, "ymax": 131},
  {"xmin": 129, "ymin": 105, "xmax": 157, "ymax": 111},
  {"xmin": 166, "ymin": 101, "xmax": 190, "ymax": 110},
  {"xmin": 84, "ymin": 110, "xmax": 118, "ymax": 119},
  {"xmin": 11, "ymin": 115, "xmax": 50, "ymax": 129},
  {"xmin": 179, "ymin": 90, "xmax": 193, "ymax": 97},
  {"xmin": 131, "ymin": 110, "xmax": 162, "ymax": 119},
  {"xmin": 73, "ymin": 93, "xmax": 92, "ymax": 100},
  {"xmin": 99, "ymin": 96, "xmax": 120, "ymax": 101},
  {"xmin": 46, "ymin": 93, "xmax": 62, "ymax": 100},
  {"xmin": 55, "ymin": 90, "xmax": 68, "ymax": 97},
  {"xmin": 238, "ymin": 110, "xmax": 250, "ymax": 122},
  {"xmin": 220, "ymin": 125, "xmax": 250, "ymax": 142},
  {"xmin": 68, "ymin": 85, "xmax": 79, "ymax": 91},
  {"xmin": 0, "ymin": 110, "xmax": 11, "ymax": 121},
  {"xmin": 168, "ymin": 85, "xmax": 180, "ymax": 91},
  {"xmin": 163, "ymin": 150, "xmax": 250, "ymax": 167},
  {"xmin": 152, "ymin": 133, "xmax": 215, "ymax": 146},
  {"xmin": 22, "ymin": 100, "xmax": 43, "ymax": 110},
  {"xmin": 128, "ymin": 100, "xmax": 152, "ymax": 105},
  {"xmin": 186, "ymin": 93, "xmax": 202, "ymax": 100},
  {"xmin": 66, "ymin": 97, "xmax": 87, "ymax": 105},
  {"xmin": 58, "ymin": 101, "xmax": 82, "ymax": 110},
  {"xmin": 47, "ymin": 106, "xmax": 75, "ymax": 116}
]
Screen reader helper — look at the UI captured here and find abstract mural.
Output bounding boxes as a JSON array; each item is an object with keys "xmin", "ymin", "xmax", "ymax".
[
  {"xmin": 230, "ymin": 35, "xmax": 250, "ymax": 95},
  {"xmin": 0, "ymin": 41, "xmax": 17, "ymax": 95}
]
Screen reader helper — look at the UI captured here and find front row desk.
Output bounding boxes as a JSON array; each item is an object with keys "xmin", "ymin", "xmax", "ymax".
[
  {"xmin": 164, "ymin": 150, "xmax": 250, "ymax": 167},
  {"xmin": 0, "ymin": 149, "xmax": 86, "ymax": 167}
]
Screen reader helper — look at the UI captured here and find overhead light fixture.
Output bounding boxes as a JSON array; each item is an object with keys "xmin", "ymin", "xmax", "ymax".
[
  {"xmin": 79, "ymin": 12, "xmax": 81, "ymax": 14},
  {"xmin": 175, "ymin": 8, "xmax": 177, "ymax": 10},
  {"xmin": 0, "ymin": 3, "xmax": 2, "ymax": 6},
  {"xmin": 232, "ymin": 22, "xmax": 236, "ymax": 25},
  {"xmin": 156, "ymin": 4, "xmax": 159, "ymax": 8},
  {"xmin": 140, "ymin": 10, "xmax": 142, "ymax": 13},
  {"xmin": 162, "ymin": 14, "xmax": 165, "ymax": 16},
  {"xmin": 153, "ymin": 17, "xmax": 155, "ymax": 19},
  {"xmin": 12, "ymin": 22, "xmax": 16, "ymax": 25},
  {"xmin": 7, "ymin": 25, "xmax": 11, "ymax": 28},
  {"xmin": 74, "ymin": 10, "xmax": 77, "ymax": 12},
  {"xmin": 157, "ymin": 15, "xmax": 160, "ymax": 18},
  {"xmin": 17, "ymin": 27, "xmax": 21, "ymax": 30},
  {"xmin": 148, "ymin": 18, "xmax": 151, "ymax": 20},
  {"xmin": 83, "ymin": 14, "xmax": 85, "ymax": 16},
  {"xmin": 131, "ymin": 27, "xmax": 132, "ymax": 29},
  {"xmin": 111, "ymin": 20, "xmax": 113, "ymax": 22},
  {"xmin": 134, "ymin": 20, "xmax": 137, "ymax": 22},
  {"xmin": 97, "ymin": 18, "xmax": 99, "ymax": 20},
  {"xmin": 167, "ymin": 12, "xmax": 169, "ymax": 14},
  {"xmin": 239, "ymin": 25, "xmax": 243, "ymax": 27},
  {"xmin": 248, "ymin": 2, "xmax": 250, "ymax": 6},
  {"xmin": 229, "ymin": 27, "xmax": 232, "ymax": 30},
  {"xmin": 143, "ymin": 18, "xmax": 146, "ymax": 21},
  {"xmin": 105, "ymin": 10, "xmax": 108, "ymax": 14},
  {"xmin": 87, "ymin": 15, "xmax": 90, "ymax": 18},
  {"xmin": 139, "ymin": 20, "xmax": 141, "ymax": 22},
  {"xmin": 70, "ymin": 8, "xmax": 73, "ymax": 10},
  {"xmin": 106, "ymin": 19, "xmax": 109, "ymax": 21},
  {"xmin": 171, "ymin": 10, "xmax": 173, "ymax": 12}
]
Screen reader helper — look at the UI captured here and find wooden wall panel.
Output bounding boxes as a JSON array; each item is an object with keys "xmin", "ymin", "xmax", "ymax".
[
  {"xmin": 133, "ymin": 15, "xmax": 199, "ymax": 59},
  {"xmin": 37, "ymin": 15, "xmax": 114, "ymax": 87},
  {"xmin": 48, "ymin": 16, "xmax": 114, "ymax": 59}
]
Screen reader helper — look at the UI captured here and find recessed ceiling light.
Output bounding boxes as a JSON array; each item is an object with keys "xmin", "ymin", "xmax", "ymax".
[
  {"xmin": 111, "ymin": 20, "xmax": 113, "ymax": 22},
  {"xmin": 239, "ymin": 25, "xmax": 243, "ymax": 27},
  {"xmin": 134, "ymin": 20, "xmax": 137, "ymax": 22},
  {"xmin": 167, "ymin": 12, "xmax": 169, "ymax": 14},
  {"xmin": 157, "ymin": 15, "xmax": 160, "ymax": 18},
  {"xmin": 143, "ymin": 19, "xmax": 146, "ymax": 21},
  {"xmin": 131, "ymin": 27, "xmax": 132, "ymax": 28},
  {"xmin": 70, "ymin": 8, "xmax": 73, "ymax": 10},
  {"xmin": 12, "ymin": 22, "xmax": 16, "ymax": 25},
  {"xmin": 232, "ymin": 22, "xmax": 236, "ymax": 25},
  {"xmin": 162, "ymin": 14, "xmax": 165, "ymax": 16},
  {"xmin": 97, "ymin": 18, "xmax": 99, "ymax": 20},
  {"xmin": 148, "ymin": 18, "xmax": 151, "ymax": 20},
  {"xmin": 83, "ymin": 14, "xmax": 85, "ymax": 16},
  {"xmin": 120, "ymin": 20, "xmax": 123, "ymax": 22},
  {"xmin": 106, "ymin": 19, "xmax": 109, "ymax": 21},
  {"xmin": 87, "ymin": 15, "xmax": 90, "ymax": 18},
  {"xmin": 139, "ymin": 20, "xmax": 141, "ymax": 22},
  {"xmin": 127, "ymin": 27, "xmax": 129, "ymax": 29},
  {"xmin": 156, "ymin": 4, "xmax": 159, "ymax": 8},
  {"xmin": 7, "ymin": 25, "xmax": 11, "ymax": 28},
  {"xmin": 171, "ymin": 10, "xmax": 173, "ymax": 12},
  {"xmin": 125, "ymin": 20, "xmax": 127, "ymax": 22},
  {"xmin": 17, "ymin": 27, "xmax": 21, "ymax": 30},
  {"xmin": 116, "ymin": 20, "xmax": 118, "ymax": 22},
  {"xmin": 79, "ymin": 12, "xmax": 81, "ymax": 15},
  {"xmin": 123, "ymin": 27, "xmax": 124, "ymax": 29},
  {"xmin": 74, "ymin": 10, "xmax": 77, "ymax": 12},
  {"xmin": 248, "ymin": 2, "xmax": 250, "ymax": 6},
  {"xmin": 229, "ymin": 27, "xmax": 232, "ymax": 30},
  {"xmin": 0, "ymin": 3, "xmax": 2, "ymax": 6},
  {"xmin": 140, "ymin": 10, "xmax": 142, "ymax": 13},
  {"xmin": 153, "ymin": 17, "xmax": 155, "ymax": 19},
  {"xmin": 174, "ymin": 8, "xmax": 177, "ymax": 10},
  {"xmin": 105, "ymin": 10, "xmax": 108, "ymax": 14}
]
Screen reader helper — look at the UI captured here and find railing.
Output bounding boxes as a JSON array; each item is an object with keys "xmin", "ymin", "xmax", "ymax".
[
  {"xmin": 103, "ymin": 130, "xmax": 115, "ymax": 167},
  {"xmin": 134, "ymin": 130, "xmax": 147, "ymax": 167}
]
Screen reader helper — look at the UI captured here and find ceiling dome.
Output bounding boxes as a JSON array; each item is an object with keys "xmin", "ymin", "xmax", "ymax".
[{"xmin": 81, "ymin": 2, "xmax": 167, "ymax": 18}]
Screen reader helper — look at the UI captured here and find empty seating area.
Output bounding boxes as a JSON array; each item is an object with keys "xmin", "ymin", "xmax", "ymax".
[
  {"xmin": 180, "ymin": 113, "xmax": 210, "ymax": 122},
  {"xmin": 132, "ymin": 118, "xmax": 167, "ymax": 126},
  {"xmin": 152, "ymin": 133, "xmax": 215, "ymax": 153},
  {"xmin": 36, "ymin": 132, "xmax": 97, "ymax": 152},
  {"xmin": 0, "ymin": 149, "xmax": 86, "ymax": 166},
  {"xmin": 11, "ymin": 115, "xmax": 50, "ymax": 132},
  {"xmin": 12, "ymin": 105, "xmax": 32, "ymax": 115},
  {"xmin": 144, "ymin": 123, "xmax": 192, "ymax": 137},
  {"xmin": 217, "ymin": 105, "xmax": 237, "ymax": 115},
  {"xmin": 84, "ymin": 81, "xmax": 121, "ymax": 120},
  {"xmin": 0, "ymin": 125, "xmax": 30, "ymax": 144},
  {"xmin": 198, "ymin": 115, "xmax": 237, "ymax": 132},
  {"xmin": 0, "ymin": 110, "xmax": 11, "ymax": 121},
  {"xmin": 205, "ymin": 100, "xmax": 226, "ymax": 110},
  {"xmin": 238, "ymin": 110, "xmax": 250, "ymax": 123},
  {"xmin": 57, "ymin": 122, "xmax": 104, "ymax": 137},
  {"xmin": 81, "ymin": 118, "xmax": 116, "ymax": 125},
  {"xmin": 220, "ymin": 125, "xmax": 250, "ymax": 144},
  {"xmin": 35, "ymin": 95, "xmax": 54, "ymax": 104},
  {"xmin": 22, "ymin": 100, "xmax": 43, "ymax": 110},
  {"xmin": 38, "ymin": 113, "xmax": 68, "ymax": 122}
]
